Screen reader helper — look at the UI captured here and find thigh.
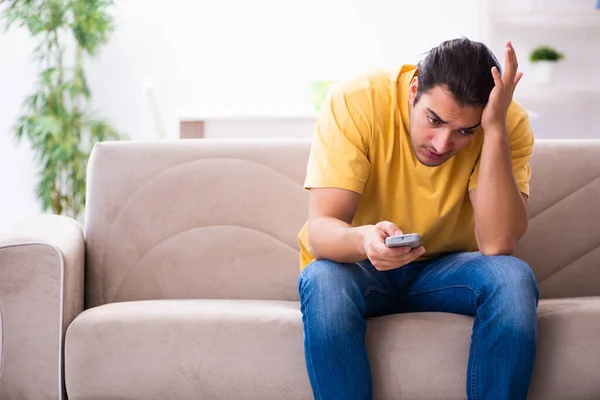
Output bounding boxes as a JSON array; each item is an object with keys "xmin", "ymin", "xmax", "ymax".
[
  {"xmin": 402, "ymin": 252, "xmax": 531, "ymax": 316},
  {"xmin": 299, "ymin": 259, "xmax": 405, "ymax": 318}
]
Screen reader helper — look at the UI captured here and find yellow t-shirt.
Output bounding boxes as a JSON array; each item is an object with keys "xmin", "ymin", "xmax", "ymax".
[{"xmin": 297, "ymin": 64, "xmax": 534, "ymax": 271}]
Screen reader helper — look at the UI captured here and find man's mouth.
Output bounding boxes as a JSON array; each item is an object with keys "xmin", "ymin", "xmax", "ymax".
[{"xmin": 425, "ymin": 148, "xmax": 443, "ymax": 160}]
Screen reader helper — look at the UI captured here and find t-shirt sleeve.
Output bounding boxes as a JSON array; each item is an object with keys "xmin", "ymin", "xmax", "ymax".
[
  {"xmin": 468, "ymin": 101, "xmax": 534, "ymax": 197},
  {"xmin": 304, "ymin": 83, "xmax": 372, "ymax": 194}
]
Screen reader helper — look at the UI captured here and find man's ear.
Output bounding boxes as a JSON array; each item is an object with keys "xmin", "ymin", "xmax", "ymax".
[{"xmin": 408, "ymin": 76, "xmax": 419, "ymax": 106}]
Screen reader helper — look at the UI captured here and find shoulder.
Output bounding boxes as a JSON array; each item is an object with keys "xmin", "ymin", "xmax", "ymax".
[
  {"xmin": 329, "ymin": 68, "xmax": 397, "ymax": 106},
  {"xmin": 506, "ymin": 100, "xmax": 534, "ymax": 130},
  {"xmin": 326, "ymin": 67, "xmax": 406, "ymax": 126},
  {"xmin": 507, "ymin": 100, "xmax": 530, "ymax": 123},
  {"xmin": 506, "ymin": 99, "xmax": 535, "ymax": 147}
]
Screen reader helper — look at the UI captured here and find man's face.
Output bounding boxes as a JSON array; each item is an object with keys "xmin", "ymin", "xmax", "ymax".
[{"xmin": 408, "ymin": 78, "xmax": 483, "ymax": 167}]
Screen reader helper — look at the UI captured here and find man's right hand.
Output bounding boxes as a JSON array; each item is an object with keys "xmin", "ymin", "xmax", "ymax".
[{"xmin": 362, "ymin": 221, "xmax": 425, "ymax": 271}]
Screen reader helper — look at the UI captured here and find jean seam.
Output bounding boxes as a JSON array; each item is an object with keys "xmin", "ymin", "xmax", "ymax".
[
  {"xmin": 363, "ymin": 286, "xmax": 396, "ymax": 297},
  {"xmin": 304, "ymin": 316, "xmax": 321, "ymax": 399},
  {"xmin": 470, "ymin": 305, "xmax": 484, "ymax": 400},
  {"xmin": 357, "ymin": 261, "xmax": 399, "ymax": 298},
  {"xmin": 407, "ymin": 284, "xmax": 483, "ymax": 298},
  {"xmin": 298, "ymin": 275, "xmax": 322, "ymax": 399}
]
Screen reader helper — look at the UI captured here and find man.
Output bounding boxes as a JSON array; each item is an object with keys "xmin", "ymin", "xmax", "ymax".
[{"xmin": 297, "ymin": 37, "xmax": 538, "ymax": 400}]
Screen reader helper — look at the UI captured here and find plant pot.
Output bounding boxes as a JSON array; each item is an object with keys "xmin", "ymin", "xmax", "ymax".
[{"xmin": 531, "ymin": 61, "xmax": 557, "ymax": 86}]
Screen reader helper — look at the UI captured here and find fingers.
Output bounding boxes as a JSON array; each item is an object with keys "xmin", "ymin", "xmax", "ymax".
[
  {"xmin": 503, "ymin": 41, "xmax": 519, "ymax": 87},
  {"xmin": 503, "ymin": 47, "xmax": 515, "ymax": 85},
  {"xmin": 376, "ymin": 221, "xmax": 402, "ymax": 237},
  {"xmin": 371, "ymin": 239, "xmax": 407, "ymax": 258},
  {"xmin": 369, "ymin": 240, "xmax": 410, "ymax": 259},
  {"xmin": 491, "ymin": 66, "xmax": 503, "ymax": 89},
  {"xmin": 368, "ymin": 221, "xmax": 425, "ymax": 271},
  {"xmin": 397, "ymin": 246, "xmax": 425, "ymax": 263},
  {"xmin": 370, "ymin": 245, "xmax": 426, "ymax": 271},
  {"xmin": 375, "ymin": 248, "xmax": 425, "ymax": 271},
  {"xmin": 514, "ymin": 71, "xmax": 524, "ymax": 87}
]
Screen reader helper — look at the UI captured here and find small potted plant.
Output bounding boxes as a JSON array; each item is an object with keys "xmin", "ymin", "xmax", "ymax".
[{"xmin": 529, "ymin": 45, "xmax": 565, "ymax": 86}]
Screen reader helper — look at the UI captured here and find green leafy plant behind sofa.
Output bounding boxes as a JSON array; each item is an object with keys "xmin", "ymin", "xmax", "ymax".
[{"xmin": 1, "ymin": 0, "xmax": 126, "ymax": 221}]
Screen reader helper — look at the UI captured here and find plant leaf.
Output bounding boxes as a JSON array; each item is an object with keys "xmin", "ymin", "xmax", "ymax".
[{"xmin": 5, "ymin": 0, "xmax": 123, "ymax": 222}]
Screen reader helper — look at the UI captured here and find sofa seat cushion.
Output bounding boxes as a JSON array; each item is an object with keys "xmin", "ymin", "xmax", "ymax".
[
  {"xmin": 65, "ymin": 300, "xmax": 310, "ymax": 400},
  {"xmin": 64, "ymin": 298, "xmax": 600, "ymax": 400}
]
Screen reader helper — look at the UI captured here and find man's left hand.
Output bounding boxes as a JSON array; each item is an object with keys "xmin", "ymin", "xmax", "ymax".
[{"xmin": 481, "ymin": 41, "xmax": 523, "ymax": 133}]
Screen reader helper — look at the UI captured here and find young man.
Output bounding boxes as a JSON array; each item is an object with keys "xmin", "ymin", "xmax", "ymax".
[{"xmin": 297, "ymin": 38, "xmax": 538, "ymax": 399}]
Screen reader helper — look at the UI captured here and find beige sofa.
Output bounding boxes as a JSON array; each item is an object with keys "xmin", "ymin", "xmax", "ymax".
[{"xmin": 1, "ymin": 138, "xmax": 600, "ymax": 400}]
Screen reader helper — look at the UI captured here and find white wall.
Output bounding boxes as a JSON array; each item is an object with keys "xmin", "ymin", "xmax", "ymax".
[
  {"xmin": 2, "ymin": 0, "xmax": 595, "ymax": 231},
  {"xmin": 0, "ymin": 0, "xmax": 482, "ymax": 230},
  {"xmin": 0, "ymin": 27, "xmax": 40, "ymax": 232},
  {"xmin": 82, "ymin": 0, "xmax": 481, "ymax": 138}
]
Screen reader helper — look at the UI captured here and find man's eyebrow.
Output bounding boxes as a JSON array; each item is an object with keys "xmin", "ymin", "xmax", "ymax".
[
  {"xmin": 426, "ymin": 108, "xmax": 447, "ymax": 124},
  {"xmin": 426, "ymin": 108, "xmax": 481, "ymax": 131}
]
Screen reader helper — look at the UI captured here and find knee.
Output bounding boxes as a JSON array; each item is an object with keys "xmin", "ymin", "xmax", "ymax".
[
  {"xmin": 298, "ymin": 259, "xmax": 363, "ymax": 312},
  {"xmin": 478, "ymin": 255, "xmax": 539, "ymax": 328},
  {"xmin": 478, "ymin": 256, "xmax": 538, "ymax": 296}
]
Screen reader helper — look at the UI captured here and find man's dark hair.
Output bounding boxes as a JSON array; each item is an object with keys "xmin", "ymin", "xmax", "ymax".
[{"xmin": 415, "ymin": 37, "xmax": 501, "ymax": 107}]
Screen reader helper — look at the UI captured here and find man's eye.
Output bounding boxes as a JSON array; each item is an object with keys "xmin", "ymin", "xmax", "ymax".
[
  {"xmin": 460, "ymin": 130, "xmax": 476, "ymax": 136},
  {"xmin": 427, "ymin": 116, "xmax": 441, "ymax": 125}
]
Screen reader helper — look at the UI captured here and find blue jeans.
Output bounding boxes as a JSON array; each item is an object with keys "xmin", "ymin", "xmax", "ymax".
[{"xmin": 298, "ymin": 252, "xmax": 539, "ymax": 400}]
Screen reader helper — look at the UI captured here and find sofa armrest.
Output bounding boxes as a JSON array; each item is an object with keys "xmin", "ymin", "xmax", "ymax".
[{"xmin": 0, "ymin": 214, "xmax": 84, "ymax": 400}]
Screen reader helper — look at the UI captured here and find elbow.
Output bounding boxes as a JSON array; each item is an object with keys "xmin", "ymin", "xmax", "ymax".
[
  {"xmin": 308, "ymin": 232, "xmax": 331, "ymax": 261},
  {"xmin": 476, "ymin": 221, "xmax": 527, "ymax": 257},
  {"xmin": 480, "ymin": 245, "xmax": 516, "ymax": 257},
  {"xmin": 307, "ymin": 221, "xmax": 327, "ymax": 261},
  {"xmin": 479, "ymin": 239, "xmax": 518, "ymax": 256},
  {"xmin": 308, "ymin": 241, "xmax": 324, "ymax": 261}
]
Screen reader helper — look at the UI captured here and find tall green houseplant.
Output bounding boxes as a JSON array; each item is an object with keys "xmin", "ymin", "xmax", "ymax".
[{"xmin": 1, "ymin": 0, "xmax": 125, "ymax": 221}]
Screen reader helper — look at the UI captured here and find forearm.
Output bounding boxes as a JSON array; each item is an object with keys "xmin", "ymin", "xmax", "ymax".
[
  {"xmin": 474, "ymin": 127, "xmax": 528, "ymax": 255},
  {"xmin": 308, "ymin": 217, "xmax": 372, "ymax": 263}
]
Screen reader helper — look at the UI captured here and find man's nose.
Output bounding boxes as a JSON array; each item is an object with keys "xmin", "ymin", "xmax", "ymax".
[{"xmin": 431, "ymin": 130, "xmax": 452, "ymax": 154}]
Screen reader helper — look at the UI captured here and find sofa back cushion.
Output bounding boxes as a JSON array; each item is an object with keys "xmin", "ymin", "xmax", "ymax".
[
  {"xmin": 514, "ymin": 140, "xmax": 600, "ymax": 299},
  {"xmin": 84, "ymin": 139, "xmax": 600, "ymax": 307},
  {"xmin": 84, "ymin": 140, "xmax": 310, "ymax": 308}
]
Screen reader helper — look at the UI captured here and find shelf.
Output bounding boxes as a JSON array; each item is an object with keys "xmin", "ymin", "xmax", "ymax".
[
  {"xmin": 179, "ymin": 109, "xmax": 318, "ymax": 122},
  {"xmin": 515, "ymin": 85, "xmax": 600, "ymax": 100},
  {"xmin": 489, "ymin": 9, "xmax": 600, "ymax": 27}
]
